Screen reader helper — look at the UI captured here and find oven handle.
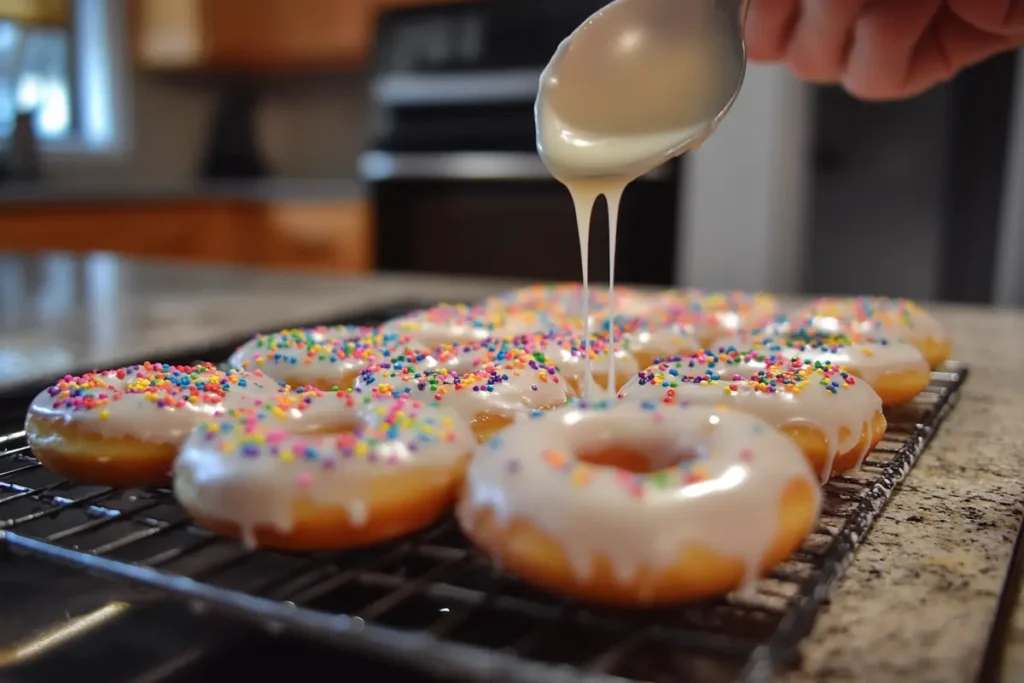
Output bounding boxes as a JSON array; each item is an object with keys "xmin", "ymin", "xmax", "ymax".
[{"xmin": 359, "ymin": 151, "xmax": 671, "ymax": 182}]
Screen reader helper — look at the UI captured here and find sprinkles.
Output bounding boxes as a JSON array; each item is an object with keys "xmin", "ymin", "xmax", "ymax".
[{"xmin": 41, "ymin": 362, "xmax": 279, "ymax": 413}]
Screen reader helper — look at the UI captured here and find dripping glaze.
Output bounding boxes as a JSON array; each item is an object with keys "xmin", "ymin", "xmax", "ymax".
[{"xmin": 535, "ymin": 0, "xmax": 742, "ymax": 398}]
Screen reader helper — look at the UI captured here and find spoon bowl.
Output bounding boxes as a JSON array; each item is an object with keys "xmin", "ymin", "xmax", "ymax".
[{"xmin": 536, "ymin": 0, "xmax": 749, "ymax": 179}]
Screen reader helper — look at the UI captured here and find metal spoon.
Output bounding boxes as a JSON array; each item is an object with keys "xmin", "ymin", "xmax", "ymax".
[{"xmin": 536, "ymin": 0, "xmax": 750, "ymax": 179}]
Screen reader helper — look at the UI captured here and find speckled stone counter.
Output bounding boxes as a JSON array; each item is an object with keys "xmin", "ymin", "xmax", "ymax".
[
  {"xmin": 780, "ymin": 305, "xmax": 1024, "ymax": 683},
  {"xmin": 2, "ymin": 252, "xmax": 1024, "ymax": 682}
]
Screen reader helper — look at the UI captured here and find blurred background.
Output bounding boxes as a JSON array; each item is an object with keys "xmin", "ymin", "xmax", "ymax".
[{"xmin": 0, "ymin": 0, "xmax": 1022, "ymax": 306}]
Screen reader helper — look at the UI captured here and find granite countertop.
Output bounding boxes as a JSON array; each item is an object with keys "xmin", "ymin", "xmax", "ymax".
[
  {"xmin": 2, "ymin": 252, "xmax": 1024, "ymax": 683},
  {"xmin": 0, "ymin": 178, "xmax": 365, "ymax": 205}
]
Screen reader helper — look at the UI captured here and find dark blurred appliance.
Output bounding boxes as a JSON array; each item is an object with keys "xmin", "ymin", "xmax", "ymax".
[
  {"xmin": 804, "ymin": 50, "xmax": 1022, "ymax": 304},
  {"xmin": 360, "ymin": 0, "xmax": 683, "ymax": 285}
]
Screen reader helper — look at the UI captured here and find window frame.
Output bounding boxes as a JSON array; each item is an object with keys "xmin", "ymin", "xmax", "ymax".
[{"xmin": 27, "ymin": 0, "xmax": 131, "ymax": 159}]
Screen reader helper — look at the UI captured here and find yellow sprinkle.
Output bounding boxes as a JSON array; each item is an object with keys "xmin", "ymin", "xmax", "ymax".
[
  {"xmin": 98, "ymin": 409, "xmax": 110, "ymax": 420},
  {"xmin": 570, "ymin": 466, "xmax": 592, "ymax": 486}
]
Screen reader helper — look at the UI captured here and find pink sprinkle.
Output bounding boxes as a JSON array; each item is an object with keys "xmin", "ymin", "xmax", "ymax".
[{"xmin": 296, "ymin": 472, "xmax": 313, "ymax": 488}]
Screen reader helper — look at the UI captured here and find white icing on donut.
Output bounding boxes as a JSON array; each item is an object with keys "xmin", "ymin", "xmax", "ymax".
[
  {"xmin": 527, "ymin": 331, "xmax": 641, "ymax": 397},
  {"xmin": 797, "ymin": 296, "xmax": 948, "ymax": 345},
  {"xmin": 617, "ymin": 351, "xmax": 883, "ymax": 481},
  {"xmin": 380, "ymin": 303, "xmax": 512, "ymax": 347},
  {"xmin": 712, "ymin": 330, "xmax": 930, "ymax": 385},
  {"xmin": 457, "ymin": 400, "xmax": 819, "ymax": 591},
  {"xmin": 652, "ymin": 290, "xmax": 781, "ymax": 343},
  {"xmin": 487, "ymin": 283, "xmax": 658, "ymax": 319},
  {"xmin": 174, "ymin": 392, "xmax": 475, "ymax": 545},
  {"xmin": 610, "ymin": 318, "xmax": 702, "ymax": 365},
  {"xmin": 28, "ymin": 363, "xmax": 285, "ymax": 445},
  {"xmin": 229, "ymin": 325, "xmax": 427, "ymax": 387},
  {"xmin": 353, "ymin": 350, "xmax": 573, "ymax": 424}
]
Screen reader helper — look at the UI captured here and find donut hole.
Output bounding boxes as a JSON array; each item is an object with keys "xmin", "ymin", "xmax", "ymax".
[{"xmin": 577, "ymin": 442, "xmax": 700, "ymax": 474}]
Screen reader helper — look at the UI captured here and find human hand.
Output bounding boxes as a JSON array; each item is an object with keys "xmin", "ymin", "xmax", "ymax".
[{"xmin": 745, "ymin": 0, "xmax": 1024, "ymax": 100}]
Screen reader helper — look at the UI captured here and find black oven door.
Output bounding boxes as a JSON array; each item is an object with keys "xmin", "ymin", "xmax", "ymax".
[{"xmin": 362, "ymin": 151, "xmax": 681, "ymax": 285}]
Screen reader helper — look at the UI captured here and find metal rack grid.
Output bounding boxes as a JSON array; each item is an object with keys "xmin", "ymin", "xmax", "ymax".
[{"xmin": 0, "ymin": 304, "xmax": 969, "ymax": 683}]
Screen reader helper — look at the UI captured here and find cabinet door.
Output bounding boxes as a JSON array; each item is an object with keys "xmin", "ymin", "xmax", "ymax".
[
  {"xmin": 203, "ymin": 0, "xmax": 373, "ymax": 71},
  {"xmin": 134, "ymin": 0, "xmax": 206, "ymax": 69},
  {"xmin": 135, "ymin": 0, "xmax": 373, "ymax": 71}
]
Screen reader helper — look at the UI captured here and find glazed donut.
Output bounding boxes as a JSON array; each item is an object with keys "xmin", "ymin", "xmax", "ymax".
[
  {"xmin": 175, "ymin": 392, "xmax": 475, "ymax": 551},
  {"xmin": 380, "ymin": 303, "xmax": 502, "ymax": 347},
  {"xmin": 229, "ymin": 325, "xmax": 424, "ymax": 391},
  {"xmin": 26, "ymin": 363, "xmax": 285, "ymax": 488},
  {"xmin": 486, "ymin": 283, "xmax": 659, "ymax": 319},
  {"xmin": 354, "ymin": 349, "xmax": 573, "ymax": 443},
  {"xmin": 513, "ymin": 331, "xmax": 641, "ymax": 398},
  {"xmin": 515, "ymin": 315, "xmax": 702, "ymax": 375},
  {"xmin": 457, "ymin": 400, "xmax": 821, "ymax": 606},
  {"xmin": 654, "ymin": 290, "xmax": 781, "ymax": 346},
  {"xmin": 604, "ymin": 317, "xmax": 702, "ymax": 372},
  {"xmin": 713, "ymin": 329, "xmax": 932, "ymax": 406},
  {"xmin": 618, "ymin": 352, "xmax": 886, "ymax": 481},
  {"xmin": 796, "ymin": 296, "xmax": 951, "ymax": 369}
]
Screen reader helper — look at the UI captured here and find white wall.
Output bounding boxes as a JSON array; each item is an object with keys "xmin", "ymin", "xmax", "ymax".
[{"xmin": 677, "ymin": 64, "xmax": 812, "ymax": 293}]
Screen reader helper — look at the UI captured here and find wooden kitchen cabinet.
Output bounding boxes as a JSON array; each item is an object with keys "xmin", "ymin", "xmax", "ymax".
[
  {"xmin": 133, "ymin": 0, "xmax": 374, "ymax": 72},
  {"xmin": 133, "ymin": 0, "xmax": 478, "ymax": 71},
  {"xmin": 0, "ymin": 197, "xmax": 374, "ymax": 273}
]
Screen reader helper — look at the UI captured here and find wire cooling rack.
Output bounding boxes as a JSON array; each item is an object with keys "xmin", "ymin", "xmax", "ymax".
[{"xmin": 0, "ymin": 303, "xmax": 969, "ymax": 683}]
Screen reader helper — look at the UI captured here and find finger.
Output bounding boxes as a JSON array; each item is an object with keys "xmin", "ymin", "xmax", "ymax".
[
  {"xmin": 786, "ymin": 0, "xmax": 868, "ymax": 83},
  {"xmin": 947, "ymin": 0, "xmax": 1024, "ymax": 36},
  {"xmin": 745, "ymin": 0, "xmax": 801, "ymax": 62},
  {"xmin": 927, "ymin": 5, "xmax": 1022, "ymax": 76},
  {"xmin": 843, "ymin": 0, "xmax": 943, "ymax": 100}
]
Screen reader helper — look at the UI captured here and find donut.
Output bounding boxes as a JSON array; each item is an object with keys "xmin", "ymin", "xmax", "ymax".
[
  {"xmin": 457, "ymin": 400, "xmax": 821, "ymax": 606},
  {"xmin": 511, "ymin": 315, "xmax": 701, "ymax": 375},
  {"xmin": 512, "ymin": 331, "xmax": 641, "ymax": 398},
  {"xmin": 713, "ymin": 329, "xmax": 932, "ymax": 406},
  {"xmin": 229, "ymin": 325, "xmax": 423, "ymax": 391},
  {"xmin": 175, "ymin": 391, "xmax": 475, "ymax": 551},
  {"xmin": 486, "ymin": 283, "xmax": 658, "ymax": 319},
  {"xmin": 25, "ymin": 363, "xmax": 285, "ymax": 488},
  {"xmin": 380, "ymin": 303, "xmax": 516, "ymax": 348},
  {"xmin": 654, "ymin": 290, "xmax": 781, "ymax": 346},
  {"xmin": 604, "ymin": 317, "xmax": 702, "ymax": 371},
  {"xmin": 796, "ymin": 296, "xmax": 951, "ymax": 369},
  {"xmin": 618, "ymin": 351, "xmax": 886, "ymax": 481},
  {"xmin": 354, "ymin": 348, "xmax": 573, "ymax": 442}
]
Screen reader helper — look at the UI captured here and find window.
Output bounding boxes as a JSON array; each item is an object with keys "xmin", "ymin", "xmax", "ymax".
[
  {"xmin": 0, "ymin": 0, "xmax": 122, "ymax": 153},
  {"xmin": 0, "ymin": 18, "xmax": 72, "ymax": 141}
]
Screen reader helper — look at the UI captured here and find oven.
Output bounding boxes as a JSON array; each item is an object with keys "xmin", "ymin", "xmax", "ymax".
[{"xmin": 359, "ymin": 0, "xmax": 682, "ymax": 286}]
